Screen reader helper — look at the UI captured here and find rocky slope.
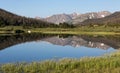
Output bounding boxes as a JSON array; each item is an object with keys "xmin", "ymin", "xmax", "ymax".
[
  {"xmin": 70, "ymin": 11, "xmax": 111, "ymax": 24},
  {"xmin": 44, "ymin": 13, "xmax": 79, "ymax": 24},
  {"xmin": 38, "ymin": 11, "xmax": 111, "ymax": 24},
  {"xmin": 81, "ymin": 11, "xmax": 120, "ymax": 26}
]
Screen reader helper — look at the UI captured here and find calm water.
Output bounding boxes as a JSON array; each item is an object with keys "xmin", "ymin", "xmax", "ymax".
[{"xmin": 0, "ymin": 34, "xmax": 119, "ymax": 63}]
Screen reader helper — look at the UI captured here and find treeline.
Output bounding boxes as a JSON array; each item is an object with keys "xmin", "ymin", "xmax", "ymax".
[
  {"xmin": 0, "ymin": 9, "xmax": 56, "ymax": 28},
  {"xmin": 0, "ymin": 9, "xmax": 75, "ymax": 28}
]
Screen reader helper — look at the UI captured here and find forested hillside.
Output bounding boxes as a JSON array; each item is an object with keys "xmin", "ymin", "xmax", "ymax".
[{"xmin": 0, "ymin": 8, "xmax": 56, "ymax": 28}]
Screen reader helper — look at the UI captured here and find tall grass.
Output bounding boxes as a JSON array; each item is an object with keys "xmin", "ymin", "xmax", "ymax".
[{"xmin": 0, "ymin": 52, "xmax": 120, "ymax": 73}]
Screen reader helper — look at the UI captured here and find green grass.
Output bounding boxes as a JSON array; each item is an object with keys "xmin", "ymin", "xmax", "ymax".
[
  {"xmin": 0, "ymin": 26, "xmax": 27, "ymax": 34},
  {"xmin": 0, "ymin": 26, "xmax": 120, "ymax": 35},
  {"xmin": 1, "ymin": 52, "xmax": 120, "ymax": 73},
  {"xmin": 30, "ymin": 26, "xmax": 120, "ymax": 35}
]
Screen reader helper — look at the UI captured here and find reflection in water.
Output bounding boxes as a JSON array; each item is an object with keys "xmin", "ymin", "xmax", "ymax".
[
  {"xmin": 41, "ymin": 36, "xmax": 110, "ymax": 50},
  {"xmin": 0, "ymin": 34, "xmax": 119, "ymax": 63},
  {"xmin": 0, "ymin": 34, "xmax": 120, "ymax": 50}
]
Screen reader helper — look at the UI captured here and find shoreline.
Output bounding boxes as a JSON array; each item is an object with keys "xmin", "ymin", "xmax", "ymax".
[{"xmin": 0, "ymin": 52, "xmax": 120, "ymax": 73}]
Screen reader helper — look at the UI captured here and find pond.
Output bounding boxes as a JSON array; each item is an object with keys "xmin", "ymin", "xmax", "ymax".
[{"xmin": 0, "ymin": 34, "xmax": 119, "ymax": 63}]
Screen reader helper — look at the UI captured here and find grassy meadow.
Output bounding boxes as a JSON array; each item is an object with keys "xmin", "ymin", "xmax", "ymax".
[{"xmin": 0, "ymin": 26, "xmax": 120, "ymax": 35}]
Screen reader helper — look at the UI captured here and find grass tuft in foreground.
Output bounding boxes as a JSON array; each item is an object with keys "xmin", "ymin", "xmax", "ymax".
[{"xmin": 0, "ymin": 52, "xmax": 120, "ymax": 73}]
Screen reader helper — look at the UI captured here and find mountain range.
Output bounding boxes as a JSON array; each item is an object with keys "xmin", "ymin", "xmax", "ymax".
[
  {"xmin": 0, "ymin": 8, "xmax": 120, "ymax": 27},
  {"xmin": 36, "ymin": 11, "xmax": 111, "ymax": 24},
  {"xmin": 81, "ymin": 11, "xmax": 120, "ymax": 26}
]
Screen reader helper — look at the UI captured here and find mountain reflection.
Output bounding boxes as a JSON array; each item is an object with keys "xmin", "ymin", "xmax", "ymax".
[{"xmin": 0, "ymin": 34, "xmax": 120, "ymax": 50}]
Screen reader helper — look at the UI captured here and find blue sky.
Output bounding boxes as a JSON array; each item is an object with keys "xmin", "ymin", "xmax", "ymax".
[{"xmin": 0, "ymin": 0, "xmax": 120, "ymax": 17}]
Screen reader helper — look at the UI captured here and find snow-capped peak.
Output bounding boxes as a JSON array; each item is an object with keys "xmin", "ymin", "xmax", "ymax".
[{"xmin": 101, "ymin": 15, "xmax": 105, "ymax": 17}]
